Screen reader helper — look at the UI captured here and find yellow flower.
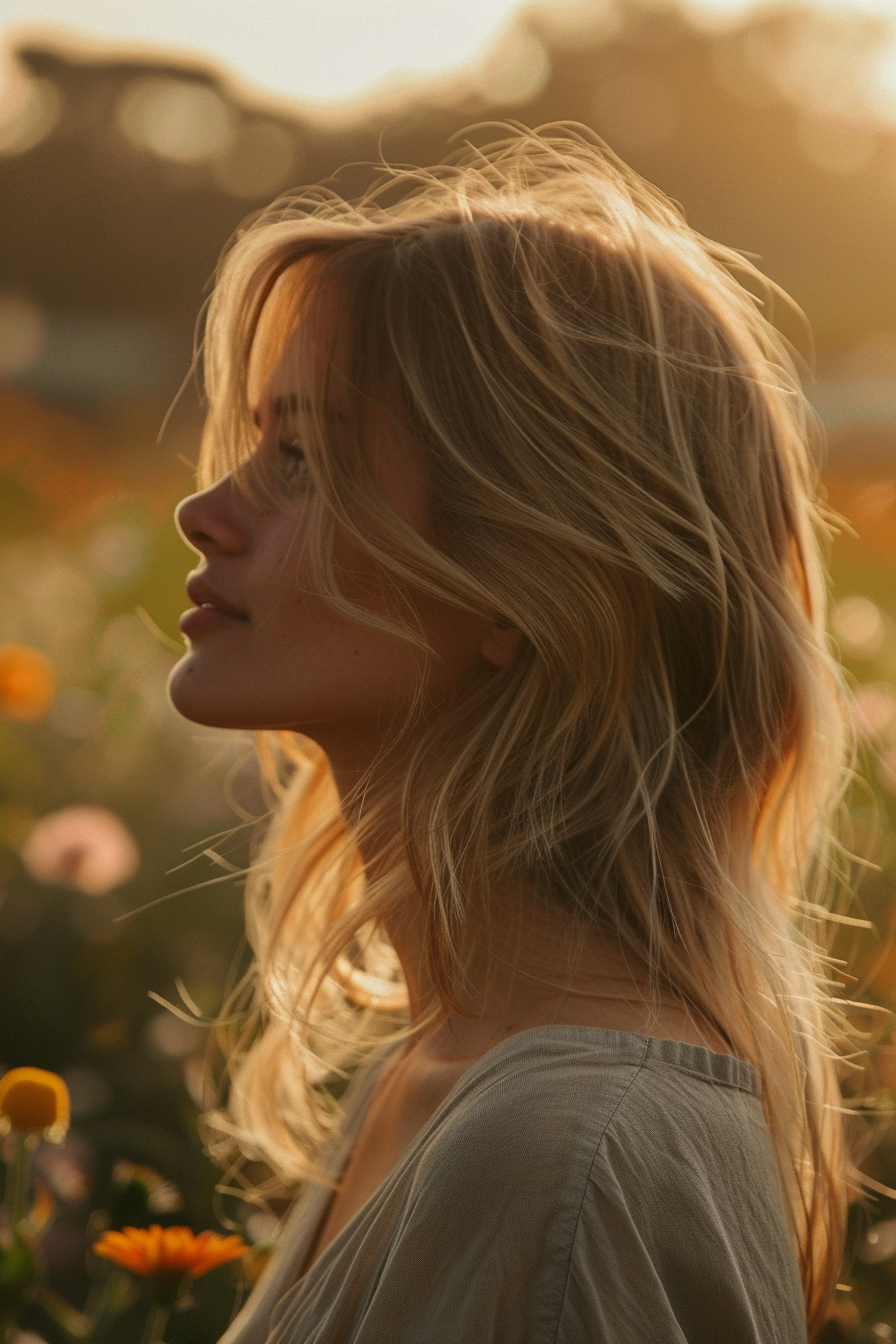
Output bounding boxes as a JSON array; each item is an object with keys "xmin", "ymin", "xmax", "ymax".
[
  {"xmin": 0, "ymin": 1066, "xmax": 70, "ymax": 1139},
  {"xmin": 93, "ymin": 1225, "xmax": 247, "ymax": 1280},
  {"xmin": 0, "ymin": 643, "xmax": 57, "ymax": 721}
]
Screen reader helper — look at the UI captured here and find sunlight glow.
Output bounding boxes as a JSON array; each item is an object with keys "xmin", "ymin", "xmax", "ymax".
[
  {"xmin": 0, "ymin": 0, "xmax": 575, "ymax": 106},
  {"xmin": 0, "ymin": 0, "xmax": 895, "ymax": 128},
  {"xmin": 689, "ymin": 0, "xmax": 896, "ymax": 15}
]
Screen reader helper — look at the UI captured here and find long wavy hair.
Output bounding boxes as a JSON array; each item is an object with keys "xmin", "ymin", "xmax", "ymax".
[{"xmin": 194, "ymin": 125, "xmax": 854, "ymax": 1335}]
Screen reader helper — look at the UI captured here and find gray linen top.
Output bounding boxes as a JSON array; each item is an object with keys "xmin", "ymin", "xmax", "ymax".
[{"xmin": 219, "ymin": 1026, "xmax": 806, "ymax": 1344}]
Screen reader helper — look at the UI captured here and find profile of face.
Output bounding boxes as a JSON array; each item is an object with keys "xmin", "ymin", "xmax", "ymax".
[{"xmin": 168, "ymin": 319, "xmax": 519, "ymax": 780}]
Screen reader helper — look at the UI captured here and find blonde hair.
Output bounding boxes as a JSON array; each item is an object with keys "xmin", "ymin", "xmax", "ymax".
[{"xmin": 196, "ymin": 125, "xmax": 853, "ymax": 1335}]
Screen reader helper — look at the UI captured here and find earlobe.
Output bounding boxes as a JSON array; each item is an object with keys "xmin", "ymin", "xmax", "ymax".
[{"xmin": 481, "ymin": 620, "xmax": 523, "ymax": 668}]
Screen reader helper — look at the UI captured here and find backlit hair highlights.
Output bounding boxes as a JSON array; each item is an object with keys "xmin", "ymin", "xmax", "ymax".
[{"xmin": 198, "ymin": 126, "xmax": 853, "ymax": 1335}]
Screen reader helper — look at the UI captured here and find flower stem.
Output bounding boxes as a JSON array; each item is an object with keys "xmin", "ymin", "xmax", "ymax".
[
  {"xmin": 5, "ymin": 1133, "xmax": 33, "ymax": 1230},
  {"xmin": 141, "ymin": 1301, "xmax": 171, "ymax": 1344}
]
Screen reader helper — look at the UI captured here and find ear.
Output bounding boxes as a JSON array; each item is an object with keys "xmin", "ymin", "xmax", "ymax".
[{"xmin": 480, "ymin": 619, "xmax": 523, "ymax": 668}]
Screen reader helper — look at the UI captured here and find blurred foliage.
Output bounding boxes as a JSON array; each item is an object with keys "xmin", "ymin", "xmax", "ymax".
[{"xmin": 816, "ymin": 453, "xmax": 896, "ymax": 1343}]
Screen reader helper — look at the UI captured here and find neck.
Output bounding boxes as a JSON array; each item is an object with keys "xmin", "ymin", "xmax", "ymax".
[
  {"xmin": 382, "ymin": 882, "xmax": 654, "ymax": 1066},
  {"xmin": 326, "ymin": 748, "xmax": 679, "ymax": 1063}
]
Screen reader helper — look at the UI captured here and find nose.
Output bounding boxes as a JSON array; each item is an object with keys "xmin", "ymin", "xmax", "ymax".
[{"xmin": 175, "ymin": 475, "xmax": 251, "ymax": 558}]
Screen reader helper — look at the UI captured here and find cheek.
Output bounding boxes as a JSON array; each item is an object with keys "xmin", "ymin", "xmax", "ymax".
[
  {"xmin": 254, "ymin": 528, "xmax": 416, "ymax": 691},
  {"xmin": 262, "ymin": 530, "xmax": 484, "ymax": 709}
]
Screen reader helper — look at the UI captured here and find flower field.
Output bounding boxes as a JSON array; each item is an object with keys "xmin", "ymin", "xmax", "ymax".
[{"xmin": 0, "ymin": 394, "xmax": 262, "ymax": 1341}]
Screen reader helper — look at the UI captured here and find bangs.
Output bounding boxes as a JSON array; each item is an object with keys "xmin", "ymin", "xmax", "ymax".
[{"xmin": 199, "ymin": 240, "xmax": 409, "ymax": 519}]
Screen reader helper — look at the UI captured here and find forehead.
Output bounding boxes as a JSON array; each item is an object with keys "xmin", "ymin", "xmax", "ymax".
[
  {"xmin": 251, "ymin": 387, "xmax": 347, "ymax": 430},
  {"xmin": 249, "ymin": 263, "xmax": 357, "ymax": 418}
]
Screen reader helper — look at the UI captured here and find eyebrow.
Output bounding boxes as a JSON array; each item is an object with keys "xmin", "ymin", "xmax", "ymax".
[{"xmin": 252, "ymin": 394, "xmax": 347, "ymax": 428}]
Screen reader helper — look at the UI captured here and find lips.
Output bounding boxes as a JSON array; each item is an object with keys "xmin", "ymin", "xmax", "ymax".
[{"xmin": 184, "ymin": 573, "xmax": 249, "ymax": 621}]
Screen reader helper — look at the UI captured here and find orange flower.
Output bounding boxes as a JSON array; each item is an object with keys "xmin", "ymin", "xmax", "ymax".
[
  {"xmin": 0, "ymin": 1066, "xmax": 70, "ymax": 1139},
  {"xmin": 93, "ymin": 1225, "xmax": 247, "ymax": 1280},
  {"xmin": 0, "ymin": 643, "xmax": 57, "ymax": 721}
]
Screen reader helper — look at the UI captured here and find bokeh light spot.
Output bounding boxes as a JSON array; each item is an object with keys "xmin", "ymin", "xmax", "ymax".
[
  {"xmin": 852, "ymin": 681, "xmax": 896, "ymax": 738},
  {"xmin": 85, "ymin": 521, "xmax": 147, "ymax": 588},
  {"xmin": 143, "ymin": 1011, "xmax": 205, "ymax": 1059},
  {"xmin": 116, "ymin": 76, "xmax": 233, "ymax": 164},
  {"xmin": 0, "ymin": 60, "xmax": 60, "ymax": 156},
  {"xmin": 470, "ymin": 28, "xmax": 551, "ymax": 106},
  {"xmin": 245, "ymin": 1210, "xmax": 279, "ymax": 1244},
  {"xmin": 832, "ymin": 595, "xmax": 887, "ymax": 657},
  {"xmin": 0, "ymin": 291, "xmax": 44, "ymax": 375},
  {"xmin": 859, "ymin": 1219, "xmax": 896, "ymax": 1264}
]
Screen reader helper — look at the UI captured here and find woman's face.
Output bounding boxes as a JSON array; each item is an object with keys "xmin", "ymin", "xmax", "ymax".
[{"xmin": 167, "ymin": 333, "xmax": 516, "ymax": 781}]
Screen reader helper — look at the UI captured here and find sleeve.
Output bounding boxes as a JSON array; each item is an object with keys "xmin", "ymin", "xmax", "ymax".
[{"xmin": 558, "ymin": 1075, "xmax": 809, "ymax": 1344}]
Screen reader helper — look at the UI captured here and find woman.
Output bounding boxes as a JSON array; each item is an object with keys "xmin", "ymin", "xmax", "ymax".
[{"xmin": 169, "ymin": 125, "xmax": 852, "ymax": 1342}]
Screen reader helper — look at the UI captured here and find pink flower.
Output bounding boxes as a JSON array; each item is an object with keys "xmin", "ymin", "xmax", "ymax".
[{"xmin": 21, "ymin": 806, "xmax": 139, "ymax": 896}]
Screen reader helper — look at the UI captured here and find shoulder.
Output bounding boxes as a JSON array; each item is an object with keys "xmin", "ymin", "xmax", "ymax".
[
  {"xmin": 589, "ymin": 1035, "xmax": 782, "ymax": 1224},
  {"xmin": 413, "ymin": 1028, "xmax": 650, "ymax": 1193},
  {"xmin": 424, "ymin": 1028, "xmax": 764, "ymax": 1173},
  {"xmin": 359, "ymin": 1029, "xmax": 806, "ymax": 1344},
  {"xmin": 559, "ymin": 1039, "xmax": 807, "ymax": 1344},
  {"xmin": 408, "ymin": 1027, "xmax": 772, "ymax": 1242}
]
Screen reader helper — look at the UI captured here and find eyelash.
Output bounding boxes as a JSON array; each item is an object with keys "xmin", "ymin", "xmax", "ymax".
[{"xmin": 277, "ymin": 439, "xmax": 310, "ymax": 482}]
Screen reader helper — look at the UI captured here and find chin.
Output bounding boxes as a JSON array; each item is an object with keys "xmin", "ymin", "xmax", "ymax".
[
  {"xmin": 166, "ymin": 654, "xmax": 318, "ymax": 734},
  {"xmin": 166, "ymin": 656, "xmax": 251, "ymax": 729}
]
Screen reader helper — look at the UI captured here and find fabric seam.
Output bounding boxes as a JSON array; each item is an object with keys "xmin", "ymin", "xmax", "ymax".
[
  {"xmin": 640, "ymin": 1058, "xmax": 760, "ymax": 1097},
  {"xmin": 550, "ymin": 1034, "xmax": 651, "ymax": 1344}
]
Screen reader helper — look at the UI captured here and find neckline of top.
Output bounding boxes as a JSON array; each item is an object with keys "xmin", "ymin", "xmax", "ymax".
[
  {"xmin": 350, "ymin": 1026, "xmax": 760, "ymax": 1153},
  {"xmin": 416, "ymin": 1023, "xmax": 761, "ymax": 1102}
]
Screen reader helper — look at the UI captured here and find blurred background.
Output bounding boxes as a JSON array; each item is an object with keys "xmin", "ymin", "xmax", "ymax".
[{"xmin": 0, "ymin": 0, "xmax": 895, "ymax": 1338}]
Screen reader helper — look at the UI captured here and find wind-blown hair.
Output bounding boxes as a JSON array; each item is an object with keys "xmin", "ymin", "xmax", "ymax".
[{"xmin": 196, "ymin": 125, "xmax": 853, "ymax": 1335}]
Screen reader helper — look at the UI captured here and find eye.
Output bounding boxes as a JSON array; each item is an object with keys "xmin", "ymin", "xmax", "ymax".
[{"xmin": 277, "ymin": 437, "xmax": 310, "ymax": 484}]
